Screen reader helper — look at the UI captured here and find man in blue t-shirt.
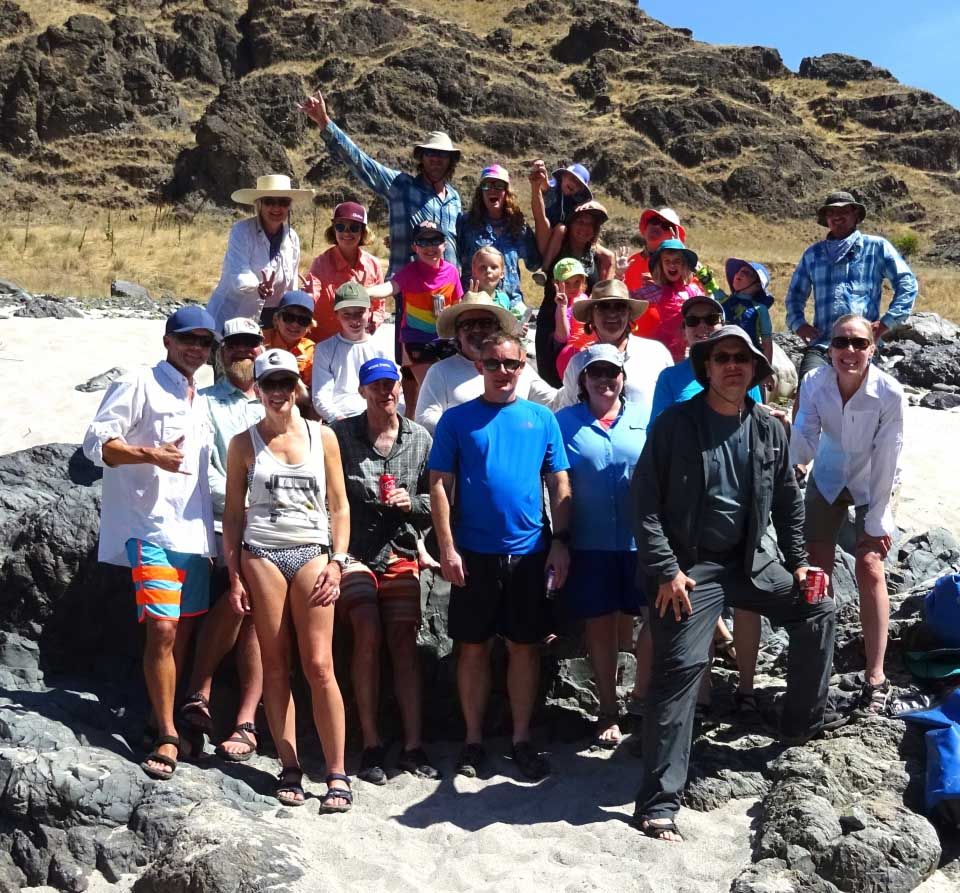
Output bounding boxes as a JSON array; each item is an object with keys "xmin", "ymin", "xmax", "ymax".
[{"xmin": 429, "ymin": 331, "xmax": 571, "ymax": 782}]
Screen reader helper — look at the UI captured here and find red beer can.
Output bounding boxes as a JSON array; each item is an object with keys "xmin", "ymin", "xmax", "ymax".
[
  {"xmin": 804, "ymin": 567, "xmax": 828, "ymax": 604},
  {"xmin": 379, "ymin": 473, "xmax": 396, "ymax": 503}
]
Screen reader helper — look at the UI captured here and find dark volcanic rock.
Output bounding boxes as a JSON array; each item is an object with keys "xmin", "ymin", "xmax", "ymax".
[
  {"xmin": 13, "ymin": 296, "xmax": 84, "ymax": 318},
  {"xmin": 800, "ymin": 54, "xmax": 894, "ymax": 82},
  {"xmin": 892, "ymin": 342, "xmax": 960, "ymax": 389},
  {"xmin": 552, "ymin": 12, "xmax": 645, "ymax": 63},
  {"xmin": 920, "ymin": 391, "xmax": 960, "ymax": 411},
  {"xmin": 0, "ymin": 0, "xmax": 32, "ymax": 38},
  {"xmin": 923, "ymin": 226, "xmax": 960, "ymax": 266},
  {"xmin": 158, "ymin": 11, "xmax": 243, "ymax": 85},
  {"xmin": 111, "ymin": 279, "xmax": 152, "ymax": 301},
  {"xmin": 885, "ymin": 312, "xmax": 959, "ymax": 347},
  {"xmin": 867, "ymin": 131, "xmax": 960, "ymax": 173},
  {"xmin": 810, "ymin": 91, "xmax": 960, "ymax": 135},
  {"xmin": 847, "ymin": 175, "xmax": 925, "ymax": 223}
]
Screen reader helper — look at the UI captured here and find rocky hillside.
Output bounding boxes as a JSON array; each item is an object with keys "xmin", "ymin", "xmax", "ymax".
[{"xmin": 1, "ymin": 0, "xmax": 959, "ymax": 243}]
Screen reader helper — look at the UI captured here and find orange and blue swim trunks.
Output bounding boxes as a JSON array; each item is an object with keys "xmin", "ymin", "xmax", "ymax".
[{"xmin": 126, "ymin": 538, "xmax": 210, "ymax": 623}]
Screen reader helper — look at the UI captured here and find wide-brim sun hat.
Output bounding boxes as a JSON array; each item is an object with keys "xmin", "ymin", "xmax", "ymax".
[
  {"xmin": 413, "ymin": 131, "xmax": 461, "ymax": 162},
  {"xmin": 724, "ymin": 258, "xmax": 771, "ymax": 292},
  {"xmin": 689, "ymin": 325, "xmax": 774, "ymax": 389},
  {"xmin": 816, "ymin": 190, "xmax": 867, "ymax": 227},
  {"xmin": 549, "ymin": 163, "xmax": 591, "ymax": 195},
  {"xmin": 231, "ymin": 174, "xmax": 315, "ymax": 205},
  {"xmin": 580, "ymin": 342, "xmax": 626, "ymax": 371},
  {"xmin": 436, "ymin": 291, "xmax": 519, "ymax": 339},
  {"xmin": 572, "ymin": 278, "xmax": 648, "ymax": 323},
  {"xmin": 569, "ymin": 200, "xmax": 609, "ymax": 226},
  {"xmin": 639, "ymin": 207, "xmax": 687, "ymax": 244},
  {"xmin": 255, "ymin": 348, "xmax": 300, "ymax": 382},
  {"xmin": 648, "ymin": 238, "xmax": 699, "ymax": 274}
]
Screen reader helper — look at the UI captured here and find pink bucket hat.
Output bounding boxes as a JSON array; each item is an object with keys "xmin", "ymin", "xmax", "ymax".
[{"xmin": 480, "ymin": 164, "xmax": 510, "ymax": 184}]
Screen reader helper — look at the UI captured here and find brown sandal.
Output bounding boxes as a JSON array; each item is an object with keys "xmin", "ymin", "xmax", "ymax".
[
  {"xmin": 180, "ymin": 691, "xmax": 213, "ymax": 735},
  {"xmin": 216, "ymin": 723, "xmax": 258, "ymax": 762}
]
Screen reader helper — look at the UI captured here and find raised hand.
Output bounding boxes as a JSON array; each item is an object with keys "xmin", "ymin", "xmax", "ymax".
[
  {"xmin": 298, "ymin": 90, "xmax": 330, "ymax": 129},
  {"xmin": 469, "ymin": 277, "xmax": 481, "ymax": 293},
  {"xmin": 615, "ymin": 245, "xmax": 630, "ymax": 278},
  {"xmin": 258, "ymin": 269, "xmax": 277, "ymax": 302},
  {"xmin": 152, "ymin": 436, "xmax": 188, "ymax": 474}
]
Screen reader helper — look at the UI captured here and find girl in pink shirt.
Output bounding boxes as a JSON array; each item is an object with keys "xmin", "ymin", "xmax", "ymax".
[{"xmin": 635, "ymin": 238, "xmax": 703, "ymax": 362}]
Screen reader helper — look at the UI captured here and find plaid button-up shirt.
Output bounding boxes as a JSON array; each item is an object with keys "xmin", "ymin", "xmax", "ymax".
[
  {"xmin": 331, "ymin": 413, "xmax": 433, "ymax": 572},
  {"xmin": 321, "ymin": 121, "xmax": 461, "ymax": 277},
  {"xmin": 785, "ymin": 232, "xmax": 918, "ymax": 347}
]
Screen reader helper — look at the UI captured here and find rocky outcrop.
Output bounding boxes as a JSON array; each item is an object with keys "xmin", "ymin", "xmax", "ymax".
[
  {"xmin": 0, "ymin": 0, "xmax": 32, "ymax": 38},
  {"xmin": 799, "ymin": 53, "xmax": 894, "ymax": 83}
]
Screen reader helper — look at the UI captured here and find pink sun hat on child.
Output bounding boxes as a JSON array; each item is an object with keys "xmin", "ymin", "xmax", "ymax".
[{"xmin": 480, "ymin": 164, "xmax": 510, "ymax": 184}]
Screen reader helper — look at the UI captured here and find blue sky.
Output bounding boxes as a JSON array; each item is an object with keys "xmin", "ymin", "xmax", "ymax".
[{"xmin": 639, "ymin": 1, "xmax": 960, "ymax": 108}]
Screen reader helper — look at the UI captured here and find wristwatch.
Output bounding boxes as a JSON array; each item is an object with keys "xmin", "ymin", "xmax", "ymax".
[
  {"xmin": 551, "ymin": 530, "xmax": 571, "ymax": 546},
  {"xmin": 331, "ymin": 552, "xmax": 352, "ymax": 569}
]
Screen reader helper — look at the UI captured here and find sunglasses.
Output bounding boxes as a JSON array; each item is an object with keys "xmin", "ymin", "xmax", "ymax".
[
  {"xmin": 831, "ymin": 335, "xmax": 872, "ymax": 351},
  {"xmin": 480, "ymin": 181, "xmax": 507, "ymax": 192},
  {"xmin": 481, "ymin": 357, "xmax": 523, "ymax": 372},
  {"xmin": 585, "ymin": 363, "xmax": 622, "ymax": 379},
  {"xmin": 709, "ymin": 351, "xmax": 753, "ymax": 366},
  {"xmin": 334, "ymin": 221, "xmax": 363, "ymax": 234},
  {"xmin": 595, "ymin": 301, "xmax": 630, "ymax": 314},
  {"xmin": 280, "ymin": 312, "xmax": 312, "ymax": 327},
  {"xmin": 224, "ymin": 335, "xmax": 262, "ymax": 349},
  {"xmin": 415, "ymin": 238, "xmax": 445, "ymax": 248},
  {"xmin": 457, "ymin": 317, "xmax": 499, "ymax": 332},
  {"xmin": 420, "ymin": 149, "xmax": 451, "ymax": 159},
  {"xmin": 261, "ymin": 197, "xmax": 292, "ymax": 208},
  {"xmin": 259, "ymin": 375, "xmax": 299, "ymax": 392},
  {"xmin": 683, "ymin": 313, "xmax": 722, "ymax": 328},
  {"xmin": 174, "ymin": 333, "xmax": 214, "ymax": 348}
]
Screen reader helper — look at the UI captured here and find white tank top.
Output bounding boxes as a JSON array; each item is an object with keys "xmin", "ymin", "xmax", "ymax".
[{"xmin": 243, "ymin": 419, "xmax": 329, "ymax": 549}]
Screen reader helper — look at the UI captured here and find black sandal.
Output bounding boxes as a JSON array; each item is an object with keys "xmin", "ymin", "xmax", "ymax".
[
  {"xmin": 275, "ymin": 766, "xmax": 305, "ymax": 807},
  {"xmin": 320, "ymin": 773, "xmax": 353, "ymax": 813},
  {"xmin": 511, "ymin": 741, "xmax": 551, "ymax": 781},
  {"xmin": 638, "ymin": 817, "xmax": 684, "ymax": 842},
  {"xmin": 141, "ymin": 735, "xmax": 180, "ymax": 780},
  {"xmin": 180, "ymin": 691, "xmax": 214, "ymax": 734},
  {"xmin": 592, "ymin": 712, "xmax": 623, "ymax": 750},
  {"xmin": 215, "ymin": 722, "xmax": 258, "ymax": 762}
]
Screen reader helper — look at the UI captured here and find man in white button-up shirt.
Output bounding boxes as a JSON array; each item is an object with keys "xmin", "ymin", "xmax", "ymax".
[
  {"xmin": 83, "ymin": 306, "xmax": 219, "ymax": 780},
  {"xmin": 791, "ymin": 313, "xmax": 905, "ymax": 717}
]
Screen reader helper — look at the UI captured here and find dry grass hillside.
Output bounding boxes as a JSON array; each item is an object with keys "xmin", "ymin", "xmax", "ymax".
[{"xmin": 0, "ymin": 0, "xmax": 957, "ymax": 323}]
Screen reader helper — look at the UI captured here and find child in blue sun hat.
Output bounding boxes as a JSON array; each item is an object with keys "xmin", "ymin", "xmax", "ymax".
[
  {"xmin": 529, "ymin": 160, "xmax": 594, "ymax": 284},
  {"xmin": 716, "ymin": 258, "xmax": 775, "ymax": 368}
]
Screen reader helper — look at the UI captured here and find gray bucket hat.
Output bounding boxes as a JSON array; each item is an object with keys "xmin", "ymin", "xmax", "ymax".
[
  {"xmin": 689, "ymin": 325, "xmax": 773, "ymax": 389},
  {"xmin": 817, "ymin": 191, "xmax": 867, "ymax": 227}
]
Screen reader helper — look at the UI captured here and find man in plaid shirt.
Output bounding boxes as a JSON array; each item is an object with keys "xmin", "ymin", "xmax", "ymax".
[
  {"xmin": 785, "ymin": 190, "xmax": 917, "ymax": 383},
  {"xmin": 300, "ymin": 89, "xmax": 461, "ymax": 277},
  {"xmin": 331, "ymin": 357, "xmax": 438, "ymax": 785}
]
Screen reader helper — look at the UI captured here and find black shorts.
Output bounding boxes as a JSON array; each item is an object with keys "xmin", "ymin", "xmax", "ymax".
[
  {"xmin": 404, "ymin": 340, "xmax": 457, "ymax": 364},
  {"xmin": 448, "ymin": 550, "xmax": 550, "ymax": 645},
  {"xmin": 797, "ymin": 345, "xmax": 830, "ymax": 394}
]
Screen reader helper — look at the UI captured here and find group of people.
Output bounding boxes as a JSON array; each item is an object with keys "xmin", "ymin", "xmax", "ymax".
[{"xmin": 83, "ymin": 92, "xmax": 919, "ymax": 842}]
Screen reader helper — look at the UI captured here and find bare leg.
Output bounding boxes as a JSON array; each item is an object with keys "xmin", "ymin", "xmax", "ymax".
[
  {"xmin": 733, "ymin": 609, "xmax": 761, "ymax": 693},
  {"xmin": 288, "ymin": 556, "xmax": 348, "ymax": 807},
  {"xmin": 184, "ymin": 595, "xmax": 244, "ymax": 706},
  {"xmin": 856, "ymin": 546, "xmax": 889, "ymax": 686},
  {"xmin": 219, "ymin": 616, "xmax": 264, "ymax": 757},
  {"xmin": 458, "ymin": 640, "xmax": 493, "ymax": 744},
  {"xmin": 172, "ymin": 615, "xmax": 199, "ymax": 692},
  {"xmin": 540, "ymin": 223, "xmax": 567, "ymax": 273},
  {"xmin": 346, "ymin": 603, "xmax": 383, "ymax": 750},
  {"xmin": 617, "ymin": 612, "xmax": 634, "ymax": 652},
  {"xmin": 505, "ymin": 640, "xmax": 540, "ymax": 744},
  {"xmin": 385, "ymin": 620, "xmax": 423, "ymax": 750},
  {"xmin": 404, "ymin": 361, "xmax": 431, "ymax": 419},
  {"xmin": 585, "ymin": 613, "xmax": 621, "ymax": 743},
  {"xmin": 242, "ymin": 554, "xmax": 299, "ymax": 775},
  {"xmin": 143, "ymin": 617, "xmax": 179, "ymax": 772}
]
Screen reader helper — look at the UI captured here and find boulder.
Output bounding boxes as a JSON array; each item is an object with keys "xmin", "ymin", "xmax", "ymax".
[
  {"xmin": 770, "ymin": 340, "xmax": 798, "ymax": 401},
  {"xmin": 157, "ymin": 11, "xmax": 243, "ymax": 86},
  {"xmin": 110, "ymin": 280, "xmax": 152, "ymax": 302},
  {"xmin": 799, "ymin": 54, "xmax": 894, "ymax": 82},
  {"xmin": 885, "ymin": 312, "xmax": 959, "ymax": 347},
  {"xmin": 920, "ymin": 391, "xmax": 960, "ymax": 411},
  {"xmin": 0, "ymin": 0, "xmax": 32, "ymax": 39},
  {"xmin": 867, "ymin": 131, "xmax": 960, "ymax": 174},
  {"xmin": 552, "ymin": 13, "xmax": 645, "ymax": 64},
  {"xmin": 891, "ymin": 342, "xmax": 960, "ymax": 389},
  {"xmin": 923, "ymin": 226, "xmax": 960, "ymax": 266},
  {"xmin": 13, "ymin": 296, "xmax": 84, "ymax": 319}
]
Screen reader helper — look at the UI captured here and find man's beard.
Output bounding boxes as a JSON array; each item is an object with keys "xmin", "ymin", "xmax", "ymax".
[{"xmin": 227, "ymin": 358, "xmax": 255, "ymax": 388}]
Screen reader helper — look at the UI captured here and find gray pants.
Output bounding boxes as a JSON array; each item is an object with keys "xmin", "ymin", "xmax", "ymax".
[{"xmin": 634, "ymin": 557, "xmax": 836, "ymax": 822}]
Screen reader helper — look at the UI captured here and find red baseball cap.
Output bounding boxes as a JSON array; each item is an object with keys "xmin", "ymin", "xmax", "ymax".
[{"xmin": 333, "ymin": 201, "xmax": 368, "ymax": 224}]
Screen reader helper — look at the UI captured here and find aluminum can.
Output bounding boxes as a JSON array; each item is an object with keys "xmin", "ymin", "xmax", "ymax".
[
  {"xmin": 545, "ymin": 567, "xmax": 557, "ymax": 600},
  {"xmin": 432, "ymin": 292, "xmax": 446, "ymax": 319},
  {"xmin": 379, "ymin": 473, "xmax": 396, "ymax": 503},
  {"xmin": 804, "ymin": 567, "xmax": 828, "ymax": 604}
]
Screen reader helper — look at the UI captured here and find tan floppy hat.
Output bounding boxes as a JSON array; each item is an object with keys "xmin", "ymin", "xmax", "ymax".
[
  {"xmin": 437, "ymin": 291, "xmax": 518, "ymax": 339},
  {"xmin": 413, "ymin": 131, "xmax": 462, "ymax": 162},
  {"xmin": 231, "ymin": 174, "xmax": 315, "ymax": 205},
  {"xmin": 572, "ymin": 279, "xmax": 648, "ymax": 323}
]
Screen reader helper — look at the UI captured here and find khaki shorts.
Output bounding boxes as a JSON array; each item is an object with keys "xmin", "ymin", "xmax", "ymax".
[{"xmin": 804, "ymin": 479, "xmax": 867, "ymax": 545}]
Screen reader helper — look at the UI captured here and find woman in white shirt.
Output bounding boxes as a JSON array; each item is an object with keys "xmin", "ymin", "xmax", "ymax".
[
  {"xmin": 790, "ymin": 313, "xmax": 904, "ymax": 717},
  {"xmin": 207, "ymin": 174, "xmax": 314, "ymax": 331}
]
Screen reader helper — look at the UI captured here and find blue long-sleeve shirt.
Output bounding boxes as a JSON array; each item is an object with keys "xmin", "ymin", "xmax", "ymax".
[
  {"xmin": 320, "ymin": 121, "xmax": 461, "ymax": 277},
  {"xmin": 784, "ymin": 232, "xmax": 917, "ymax": 346}
]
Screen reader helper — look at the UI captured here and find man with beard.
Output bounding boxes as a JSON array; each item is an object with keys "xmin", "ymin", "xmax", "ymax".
[
  {"xmin": 415, "ymin": 291, "xmax": 559, "ymax": 434},
  {"xmin": 177, "ymin": 318, "xmax": 267, "ymax": 763}
]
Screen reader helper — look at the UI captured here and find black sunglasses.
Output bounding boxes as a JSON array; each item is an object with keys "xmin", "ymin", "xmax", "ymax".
[
  {"xmin": 420, "ymin": 149, "xmax": 451, "ymax": 159},
  {"xmin": 261, "ymin": 197, "xmax": 291, "ymax": 208},
  {"xmin": 415, "ymin": 237, "xmax": 445, "ymax": 248},
  {"xmin": 224, "ymin": 335, "xmax": 263, "ymax": 349},
  {"xmin": 280, "ymin": 312, "xmax": 312, "ymax": 326},
  {"xmin": 480, "ymin": 181, "xmax": 507, "ymax": 192},
  {"xmin": 334, "ymin": 222, "xmax": 363, "ymax": 234},
  {"xmin": 585, "ymin": 363, "xmax": 622, "ymax": 378},
  {"xmin": 595, "ymin": 300, "xmax": 630, "ymax": 313},
  {"xmin": 259, "ymin": 375, "xmax": 299, "ymax": 391},
  {"xmin": 456, "ymin": 317, "xmax": 499, "ymax": 332},
  {"xmin": 174, "ymin": 333, "xmax": 214, "ymax": 348},
  {"xmin": 709, "ymin": 350, "xmax": 753, "ymax": 366},
  {"xmin": 683, "ymin": 312, "xmax": 722, "ymax": 327},
  {"xmin": 481, "ymin": 357, "xmax": 523, "ymax": 372},
  {"xmin": 831, "ymin": 335, "xmax": 872, "ymax": 351}
]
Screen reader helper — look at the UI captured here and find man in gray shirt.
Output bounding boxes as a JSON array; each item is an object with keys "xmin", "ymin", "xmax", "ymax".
[{"xmin": 630, "ymin": 326, "xmax": 842, "ymax": 844}]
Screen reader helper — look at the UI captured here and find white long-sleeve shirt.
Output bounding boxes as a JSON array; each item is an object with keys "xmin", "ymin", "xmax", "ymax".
[
  {"xmin": 415, "ymin": 353, "xmax": 561, "ymax": 434},
  {"xmin": 82, "ymin": 361, "xmax": 217, "ymax": 566},
  {"xmin": 207, "ymin": 217, "xmax": 300, "ymax": 330},
  {"xmin": 311, "ymin": 334, "xmax": 390, "ymax": 423},
  {"xmin": 790, "ymin": 364, "xmax": 904, "ymax": 537},
  {"xmin": 558, "ymin": 335, "xmax": 673, "ymax": 428}
]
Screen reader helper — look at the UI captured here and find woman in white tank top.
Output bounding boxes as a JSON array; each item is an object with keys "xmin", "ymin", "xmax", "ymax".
[{"xmin": 222, "ymin": 349, "xmax": 353, "ymax": 812}]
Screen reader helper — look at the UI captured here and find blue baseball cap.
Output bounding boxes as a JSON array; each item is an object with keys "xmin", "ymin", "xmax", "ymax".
[
  {"xmin": 278, "ymin": 290, "xmax": 315, "ymax": 314},
  {"xmin": 165, "ymin": 305, "xmax": 219, "ymax": 339},
  {"xmin": 359, "ymin": 357, "xmax": 401, "ymax": 386}
]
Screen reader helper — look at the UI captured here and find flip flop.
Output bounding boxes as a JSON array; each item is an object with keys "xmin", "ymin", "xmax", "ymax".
[
  {"xmin": 141, "ymin": 735, "xmax": 180, "ymax": 780},
  {"xmin": 215, "ymin": 722, "xmax": 258, "ymax": 762},
  {"xmin": 638, "ymin": 817, "xmax": 684, "ymax": 843}
]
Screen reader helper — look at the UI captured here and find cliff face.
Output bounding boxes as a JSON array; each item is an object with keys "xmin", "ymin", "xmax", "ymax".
[{"xmin": 0, "ymin": 0, "xmax": 958, "ymax": 234}]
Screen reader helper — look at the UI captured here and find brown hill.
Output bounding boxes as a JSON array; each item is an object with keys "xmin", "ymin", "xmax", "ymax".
[{"xmin": 1, "ymin": 0, "xmax": 959, "ymax": 254}]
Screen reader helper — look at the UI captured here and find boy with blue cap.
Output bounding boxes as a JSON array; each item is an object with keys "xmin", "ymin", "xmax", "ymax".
[{"xmin": 83, "ymin": 306, "xmax": 219, "ymax": 780}]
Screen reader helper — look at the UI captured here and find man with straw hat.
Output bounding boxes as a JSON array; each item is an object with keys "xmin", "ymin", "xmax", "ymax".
[
  {"xmin": 208, "ymin": 174, "xmax": 315, "ymax": 330},
  {"xmin": 415, "ymin": 291, "xmax": 560, "ymax": 434},
  {"xmin": 785, "ymin": 189, "xmax": 917, "ymax": 385},
  {"xmin": 300, "ymin": 90, "xmax": 461, "ymax": 277}
]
